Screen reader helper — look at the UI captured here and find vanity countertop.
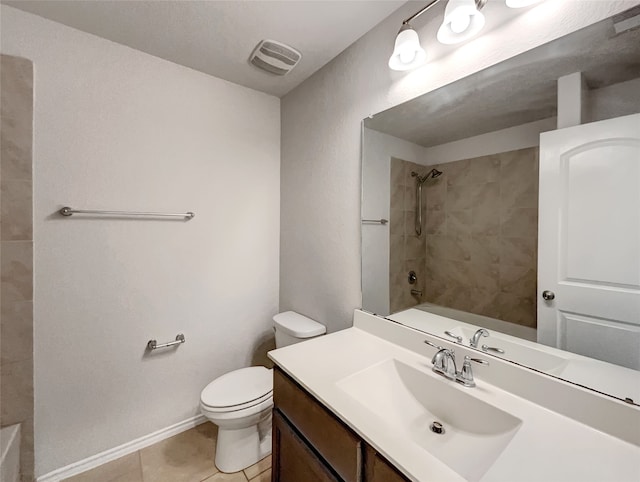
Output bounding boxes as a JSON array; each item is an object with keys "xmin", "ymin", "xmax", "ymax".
[{"xmin": 268, "ymin": 310, "xmax": 640, "ymax": 482}]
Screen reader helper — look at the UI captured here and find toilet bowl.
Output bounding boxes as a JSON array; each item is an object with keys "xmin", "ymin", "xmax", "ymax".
[
  {"xmin": 200, "ymin": 311, "xmax": 325, "ymax": 473},
  {"xmin": 200, "ymin": 366, "xmax": 274, "ymax": 473}
]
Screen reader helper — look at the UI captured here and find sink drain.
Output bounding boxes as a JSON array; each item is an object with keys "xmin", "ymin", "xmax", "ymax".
[{"xmin": 430, "ymin": 421, "xmax": 445, "ymax": 434}]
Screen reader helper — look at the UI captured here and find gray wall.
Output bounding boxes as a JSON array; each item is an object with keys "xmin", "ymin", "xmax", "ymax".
[{"xmin": 2, "ymin": 6, "xmax": 280, "ymax": 477}]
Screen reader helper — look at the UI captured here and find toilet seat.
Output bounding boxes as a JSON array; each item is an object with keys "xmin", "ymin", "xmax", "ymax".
[
  {"xmin": 201, "ymin": 366, "xmax": 273, "ymax": 413},
  {"xmin": 201, "ymin": 391, "xmax": 273, "ymax": 413}
]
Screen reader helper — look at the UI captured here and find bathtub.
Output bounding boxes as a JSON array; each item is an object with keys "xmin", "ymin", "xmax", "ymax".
[
  {"xmin": 414, "ymin": 301, "xmax": 537, "ymax": 341},
  {"xmin": 0, "ymin": 424, "xmax": 20, "ymax": 482}
]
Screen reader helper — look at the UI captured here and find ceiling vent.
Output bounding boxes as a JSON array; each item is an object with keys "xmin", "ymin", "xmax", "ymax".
[{"xmin": 249, "ymin": 40, "xmax": 302, "ymax": 76}]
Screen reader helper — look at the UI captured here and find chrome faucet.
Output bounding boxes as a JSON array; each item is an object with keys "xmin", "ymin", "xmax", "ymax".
[
  {"xmin": 470, "ymin": 328, "xmax": 489, "ymax": 348},
  {"xmin": 425, "ymin": 340, "xmax": 489, "ymax": 388},
  {"xmin": 431, "ymin": 347, "xmax": 457, "ymax": 380}
]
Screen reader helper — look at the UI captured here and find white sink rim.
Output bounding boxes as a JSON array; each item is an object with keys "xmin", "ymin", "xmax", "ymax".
[{"xmin": 337, "ymin": 358, "xmax": 523, "ymax": 481}]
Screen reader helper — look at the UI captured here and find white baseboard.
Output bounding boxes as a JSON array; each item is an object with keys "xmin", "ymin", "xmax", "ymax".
[{"xmin": 37, "ymin": 414, "xmax": 207, "ymax": 482}]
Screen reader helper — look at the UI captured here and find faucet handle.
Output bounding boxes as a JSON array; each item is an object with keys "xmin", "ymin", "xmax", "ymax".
[
  {"xmin": 457, "ymin": 356, "xmax": 489, "ymax": 388},
  {"xmin": 444, "ymin": 330, "xmax": 463, "ymax": 343},
  {"xmin": 424, "ymin": 339, "xmax": 443, "ymax": 350},
  {"xmin": 465, "ymin": 355, "xmax": 489, "ymax": 366}
]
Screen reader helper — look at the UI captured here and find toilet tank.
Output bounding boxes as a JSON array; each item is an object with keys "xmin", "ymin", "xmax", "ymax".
[{"xmin": 273, "ymin": 311, "xmax": 326, "ymax": 348}]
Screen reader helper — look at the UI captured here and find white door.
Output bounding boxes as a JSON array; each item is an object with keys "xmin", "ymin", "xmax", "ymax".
[{"xmin": 538, "ymin": 113, "xmax": 640, "ymax": 370}]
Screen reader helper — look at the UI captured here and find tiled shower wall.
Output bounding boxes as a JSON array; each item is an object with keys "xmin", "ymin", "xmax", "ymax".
[
  {"xmin": 424, "ymin": 148, "xmax": 539, "ymax": 328},
  {"xmin": 389, "ymin": 157, "xmax": 427, "ymax": 313},
  {"xmin": 1, "ymin": 54, "xmax": 35, "ymax": 481},
  {"xmin": 389, "ymin": 148, "xmax": 538, "ymax": 328}
]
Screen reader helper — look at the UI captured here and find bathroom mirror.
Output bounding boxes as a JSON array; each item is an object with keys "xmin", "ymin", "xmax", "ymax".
[{"xmin": 361, "ymin": 7, "xmax": 640, "ymax": 405}]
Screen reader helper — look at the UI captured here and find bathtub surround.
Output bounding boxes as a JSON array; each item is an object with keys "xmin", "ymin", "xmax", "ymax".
[
  {"xmin": 423, "ymin": 148, "xmax": 539, "ymax": 328},
  {"xmin": 387, "ymin": 148, "xmax": 539, "ymax": 326},
  {"xmin": 280, "ymin": 0, "xmax": 636, "ymax": 332},
  {"xmin": 387, "ymin": 148, "xmax": 538, "ymax": 327},
  {"xmin": 364, "ymin": 120, "xmax": 552, "ymax": 317},
  {"xmin": 1, "ymin": 6, "xmax": 280, "ymax": 479},
  {"xmin": 1, "ymin": 53, "xmax": 35, "ymax": 482}
]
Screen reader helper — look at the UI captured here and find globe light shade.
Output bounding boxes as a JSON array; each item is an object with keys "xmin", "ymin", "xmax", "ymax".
[
  {"xmin": 388, "ymin": 25, "xmax": 427, "ymax": 71},
  {"xmin": 437, "ymin": 0, "xmax": 485, "ymax": 45}
]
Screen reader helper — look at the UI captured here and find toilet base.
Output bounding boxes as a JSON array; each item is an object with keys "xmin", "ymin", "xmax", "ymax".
[{"xmin": 214, "ymin": 412, "xmax": 272, "ymax": 473}]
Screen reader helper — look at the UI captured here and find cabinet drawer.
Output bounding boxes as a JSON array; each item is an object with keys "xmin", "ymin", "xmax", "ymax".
[
  {"xmin": 274, "ymin": 368, "xmax": 362, "ymax": 482},
  {"xmin": 273, "ymin": 410, "xmax": 339, "ymax": 482}
]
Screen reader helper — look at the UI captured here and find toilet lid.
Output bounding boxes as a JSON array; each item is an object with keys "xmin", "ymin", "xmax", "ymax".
[
  {"xmin": 201, "ymin": 366, "xmax": 273, "ymax": 409},
  {"xmin": 274, "ymin": 311, "xmax": 326, "ymax": 338}
]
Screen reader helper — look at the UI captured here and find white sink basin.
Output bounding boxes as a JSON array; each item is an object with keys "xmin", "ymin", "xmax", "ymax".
[
  {"xmin": 337, "ymin": 359, "xmax": 522, "ymax": 481},
  {"xmin": 446, "ymin": 327, "xmax": 568, "ymax": 373}
]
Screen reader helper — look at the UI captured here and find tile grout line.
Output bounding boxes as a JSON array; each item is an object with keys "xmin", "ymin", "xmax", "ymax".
[
  {"xmin": 250, "ymin": 467, "xmax": 270, "ymax": 481},
  {"xmin": 135, "ymin": 450, "xmax": 143, "ymax": 482}
]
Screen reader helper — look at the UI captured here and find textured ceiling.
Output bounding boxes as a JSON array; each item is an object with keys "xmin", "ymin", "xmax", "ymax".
[
  {"xmin": 365, "ymin": 10, "xmax": 640, "ymax": 147},
  {"xmin": 3, "ymin": 0, "xmax": 405, "ymax": 97}
]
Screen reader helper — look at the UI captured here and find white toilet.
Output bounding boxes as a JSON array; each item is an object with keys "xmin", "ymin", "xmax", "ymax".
[{"xmin": 200, "ymin": 311, "xmax": 326, "ymax": 473}]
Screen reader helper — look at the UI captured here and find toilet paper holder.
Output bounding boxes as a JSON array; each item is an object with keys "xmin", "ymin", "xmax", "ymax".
[{"xmin": 147, "ymin": 334, "xmax": 185, "ymax": 350}]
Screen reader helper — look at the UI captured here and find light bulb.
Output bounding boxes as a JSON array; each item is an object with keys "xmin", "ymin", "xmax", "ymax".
[
  {"xmin": 437, "ymin": 0, "xmax": 485, "ymax": 45},
  {"xmin": 399, "ymin": 49, "xmax": 417, "ymax": 64},
  {"xmin": 450, "ymin": 14, "xmax": 471, "ymax": 34},
  {"xmin": 388, "ymin": 24, "xmax": 427, "ymax": 71}
]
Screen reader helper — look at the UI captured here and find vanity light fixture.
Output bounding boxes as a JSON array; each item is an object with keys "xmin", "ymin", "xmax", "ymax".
[
  {"xmin": 388, "ymin": 0, "xmax": 440, "ymax": 71},
  {"xmin": 389, "ymin": 0, "xmax": 489, "ymax": 71},
  {"xmin": 437, "ymin": 0, "xmax": 487, "ymax": 45},
  {"xmin": 388, "ymin": 23, "xmax": 427, "ymax": 71}
]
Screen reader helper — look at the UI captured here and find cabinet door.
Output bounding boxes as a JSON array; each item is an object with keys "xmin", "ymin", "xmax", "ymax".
[
  {"xmin": 272, "ymin": 410, "xmax": 339, "ymax": 482},
  {"xmin": 364, "ymin": 445, "xmax": 410, "ymax": 482},
  {"xmin": 274, "ymin": 368, "xmax": 362, "ymax": 482}
]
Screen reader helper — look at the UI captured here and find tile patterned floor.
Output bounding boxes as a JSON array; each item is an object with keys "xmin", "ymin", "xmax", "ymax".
[{"xmin": 64, "ymin": 423, "xmax": 271, "ymax": 482}]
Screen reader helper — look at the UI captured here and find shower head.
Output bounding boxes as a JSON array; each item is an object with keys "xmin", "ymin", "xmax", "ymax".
[{"xmin": 412, "ymin": 168, "xmax": 443, "ymax": 184}]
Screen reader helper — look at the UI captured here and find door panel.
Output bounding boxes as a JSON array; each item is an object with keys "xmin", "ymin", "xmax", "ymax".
[
  {"xmin": 560, "ymin": 140, "xmax": 640, "ymax": 287},
  {"xmin": 558, "ymin": 311, "xmax": 640, "ymax": 369},
  {"xmin": 538, "ymin": 113, "xmax": 640, "ymax": 367}
]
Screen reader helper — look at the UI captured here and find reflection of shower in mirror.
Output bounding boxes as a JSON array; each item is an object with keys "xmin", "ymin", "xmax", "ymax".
[{"xmin": 411, "ymin": 168, "xmax": 443, "ymax": 236}]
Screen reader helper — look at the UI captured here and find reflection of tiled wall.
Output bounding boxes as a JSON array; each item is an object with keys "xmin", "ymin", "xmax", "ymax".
[
  {"xmin": 1, "ymin": 54, "xmax": 34, "ymax": 481},
  {"xmin": 389, "ymin": 158, "xmax": 428, "ymax": 313},
  {"xmin": 424, "ymin": 148, "xmax": 538, "ymax": 328}
]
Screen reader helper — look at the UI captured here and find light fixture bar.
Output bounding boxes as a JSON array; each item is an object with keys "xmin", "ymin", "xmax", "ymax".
[
  {"xmin": 402, "ymin": 0, "xmax": 442, "ymax": 26},
  {"xmin": 403, "ymin": 0, "xmax": 485, "ymax": 25}
]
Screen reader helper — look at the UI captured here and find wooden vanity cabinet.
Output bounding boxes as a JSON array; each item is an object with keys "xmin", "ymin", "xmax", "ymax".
[
  {"xmin": 272, "ymin": 367, "xmax": 408, "ymax": 482},
  {"xmin": 272, "ymin": 410, "xmax": 339, "ymax": 482},
  {"xmin": 363, "ymin": 446, "xmax": 408, "ymax": 482}
]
